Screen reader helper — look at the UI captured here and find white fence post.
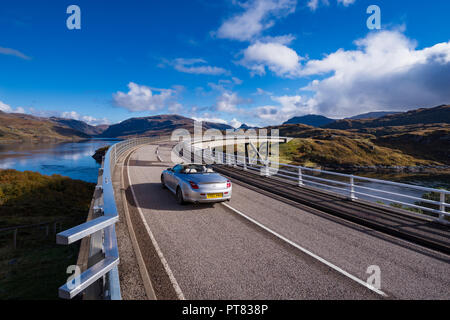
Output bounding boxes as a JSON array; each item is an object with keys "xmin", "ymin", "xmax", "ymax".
[
  {"xmin": 439, "ymin": 191, "xmax": 446, "ymax": 222},
  {"xmin": 350, "ymin": 175, "xmax": 356, "ymax": 200},
  {"xmin": 264, "ymin": 162, "xmax": 269, "ymax": 177},
  {"xmin": 298, "ymin": 168, "xmax": 304, "ymax": 186}
]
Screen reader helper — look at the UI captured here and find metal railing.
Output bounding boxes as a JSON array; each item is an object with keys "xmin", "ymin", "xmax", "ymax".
[
  {"xmin": 56, "ymin": 137, "xmax": 161, "ymax": 300},
  {"xmin": 186, "ymin": 139, "xmax": 449, "ymax": 225}
]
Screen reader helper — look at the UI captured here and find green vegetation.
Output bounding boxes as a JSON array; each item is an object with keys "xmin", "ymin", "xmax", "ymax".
[
  {"xmin": 415, "ymin": 189, "xmax": 450, "ymax": 216},
  {"xmin": 278, "ymin": 136, "xmax": 434, "ymax": 170},
  {"xmin": 0, "ymin": 169, "xmax": 94, "ymax": 227},
  {"xmin": 374, "ymin": 189, "xmax": 449, "ymax": 221},
  {"xmin": 389, "ymin": 202, "xmax": 423, "ymax": 214},
  {"xmin": 0, "ymin": 169, "xmax": 94, "ymax": 299}
]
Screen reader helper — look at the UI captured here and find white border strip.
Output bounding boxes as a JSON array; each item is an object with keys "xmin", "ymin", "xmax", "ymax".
[
  {"xmin": 127, "ymin": 149, "xmax": 185, "ymax": 300},
  {"xmin": 221, "ymin": 202, "xmax": 388, "ymax": 297}
]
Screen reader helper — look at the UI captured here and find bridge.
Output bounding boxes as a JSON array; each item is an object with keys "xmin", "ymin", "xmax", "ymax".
[{"xmin": 56, "ymin": 136, "xmax": 450, "ymax": 300}]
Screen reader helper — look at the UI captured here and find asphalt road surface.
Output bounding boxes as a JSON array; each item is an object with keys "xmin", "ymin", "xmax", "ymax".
[{"xmin": 124, "ymin": 142, "xmax": 450, "ymax": 300}]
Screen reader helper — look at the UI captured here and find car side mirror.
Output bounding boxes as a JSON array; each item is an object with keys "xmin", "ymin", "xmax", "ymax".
[{"xmin": 167, "ymin": 168, "xmax": 173, "ymax": 172}]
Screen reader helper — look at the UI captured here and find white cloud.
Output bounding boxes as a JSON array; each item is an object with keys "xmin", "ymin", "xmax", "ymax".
[
  {"xmin": 0, "ymin": 46, "xmax": 31, "ymax": 60},
  {"xmin": 168, "ymin": 102, "xmax": 184, "ymax": 113},
  {"xmin": 216, "ymin": 91, "xmax": 251, "ymax": 112},
  {"xmin": 216, "ymin": 0, "xmax": 297, "ymax": 41},
  {"xmin": 0, "ymin": 101, "xmax": 13, "ymax": 112},
  {"xmin": 306, "ymin": 0, "xmax": 321, "ymax": 11},
  {"xmin": 239, "ymin": 41, "xmax": 303, "ymax": 77},
  {"xmin": 229, "ymin": 118, "xmax": 243, "ymax": 128},
  {"xmin": 299, "ymin": 30, "xmax": 450, "ymax": 118},
  {"xmin": 61, "ymin": 111, "xmax": 110, "ymax": 125},
  {"xmin": 255, "ymin": 105, "xmax": 279, "ymax": 121},
  {"xmin": 172, "ymin": 58, "xmax": 229, "ymax": 75},
  {"xmin": 0, "ymin": 101, "xmax": 26, "ymax": 113},
  {"xmin": 192, "ymin": 116, "xmax": 242, "ymax": 129},
  {"xmin": 193, "ymin": 116, "xmax": 228, "ymax": 124},
  {"xmin": 337, "ymin": 0, "xmax": 356, "ymax": 6},
  {"xmin": 254, "ymin": 88, "xmax": 273, "ymax": 95},
  {"xmin": 254, "ymin": 94, "xmax": 315, "ymax": 124},
  {"xmin": 207, "ymin": 77, "xmax": 244, "ymax": 92},
  {"xmin": 113, "ymin": 82, "xmax": 177, "ymax": 112},
  {"xmin": 307, "ymin": 0, "xmax": 355, "ymax": 11},
  {"xmin": 258, "ymin": 34, "xmax": 296, "ymax": 45},
  {"xmin": 15, "ymin": 107, "xmax": 26, "ymax": 114},
  {"xmin": 232, "ymin": 77, "xmax": 243, "ymax": 85}
]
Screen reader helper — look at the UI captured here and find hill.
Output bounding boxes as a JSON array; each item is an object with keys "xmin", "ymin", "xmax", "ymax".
[
  {"xmin": 347, "ymin": 111, "xmax": 400, "ymax": 120},
  {"xmin": 267, "ymin": 120, "xmax": 450, "ymax": 170},
  {"xmin": 100, "ymin": 114, "xmax": 234, "ymax": 138},
  {"xmin": 50, "ymin": 117, "xmax": 108, "ymax": 136},
  {"xmin": 283, "ymin": 114, "xmax": 335, "ymax": 127},
  {"xmin": 0, "ymin": 112, "xmax": 90, "ymax": 143},
  {"xmin": 324, "ymin": 105, "xmax": 450, "ymax": 130}
]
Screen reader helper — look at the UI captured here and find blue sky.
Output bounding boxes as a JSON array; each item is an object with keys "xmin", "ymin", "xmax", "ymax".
[{"xmin": 0, "ymin": 0, "xmax": 449, "ymax": 127}]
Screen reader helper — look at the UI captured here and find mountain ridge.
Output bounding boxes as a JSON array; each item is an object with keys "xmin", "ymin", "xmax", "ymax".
[
  {"xmin": 323, "ymin": 105, "xmax": 450, "ymax": 130},
  {"xmin": 283, "ymin": 114, "xmax": 335, "ymax": 127},
  {"xmin": 99, "ymin": 114, "xmax": 234, "ymax": 138}
]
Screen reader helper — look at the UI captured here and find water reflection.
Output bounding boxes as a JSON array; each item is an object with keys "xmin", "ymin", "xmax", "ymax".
[{"xmin": 0, "ymin": 139, "xmax": 119, "ymax": 183}]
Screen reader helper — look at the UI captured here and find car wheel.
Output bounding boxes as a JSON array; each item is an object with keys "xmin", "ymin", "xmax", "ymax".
[
  {"xmin": 161, "ymin": 175, "xmax": 167, "ymax": 189},
  {"xmin": 176, "ymin": 187, "xmax": 185, "ymax": 205}
]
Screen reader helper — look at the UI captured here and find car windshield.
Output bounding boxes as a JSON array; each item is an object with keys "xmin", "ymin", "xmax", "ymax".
[{"xmin": 181, "ymin": 164, "xmax": 213, "ymax": 174}]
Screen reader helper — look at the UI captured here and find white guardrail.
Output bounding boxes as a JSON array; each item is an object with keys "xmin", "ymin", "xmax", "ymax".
[
  {"xmin": 183, "ymin": 138, "xmax": 450, "ymax": 225},
  {"xmin": 56, "ymin": 137, "xmax": 161, "ymax": 300}
]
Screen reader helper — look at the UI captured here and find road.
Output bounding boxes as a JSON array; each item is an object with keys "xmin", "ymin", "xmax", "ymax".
[{"xmin": 123, "ymin": 141, "xmax": 450, "ymax": 300}]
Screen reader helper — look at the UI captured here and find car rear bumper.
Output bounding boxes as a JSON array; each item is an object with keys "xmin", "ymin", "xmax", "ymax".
[{"xmin": 183, "ymin": 188, "xmax": 232, "ymax": 203}]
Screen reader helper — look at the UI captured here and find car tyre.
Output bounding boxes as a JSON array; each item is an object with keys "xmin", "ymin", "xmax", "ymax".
[
  {"xmin": 161, "ymin": 174, "xmax": 167, "ymax": 189},
  {"xmin": 176, "ymin": 187, "xmax": 185, "ymax": 205}
]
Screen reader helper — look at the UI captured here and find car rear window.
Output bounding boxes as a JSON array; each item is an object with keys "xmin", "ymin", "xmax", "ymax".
[{"xmin": 182, "ymin": 165, "xmax": 213, "ymax": 174}]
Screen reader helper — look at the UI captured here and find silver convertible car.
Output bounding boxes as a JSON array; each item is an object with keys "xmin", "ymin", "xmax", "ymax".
[{"xmin": 161, "ymin": 164, "xmax": 232, "ymax": 204}]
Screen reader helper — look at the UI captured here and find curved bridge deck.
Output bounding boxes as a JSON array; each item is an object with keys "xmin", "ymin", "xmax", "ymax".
[{"xmin": 115, "ymin": 141, "xmax": 450, "ymax": 300}]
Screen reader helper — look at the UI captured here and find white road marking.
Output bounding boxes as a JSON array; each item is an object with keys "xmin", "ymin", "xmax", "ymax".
[
  {"xmin": 155, "ymin": 146, "xmax": 163, "ymax": 162},
  {"xmin": 221, "ymin": 202, "xmax": 388, "ymax": 297},
  {"xmin": 127, "ymin": 149, "xmax": 186, "ymax": 300}
]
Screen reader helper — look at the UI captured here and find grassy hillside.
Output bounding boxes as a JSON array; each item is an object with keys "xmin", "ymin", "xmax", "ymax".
[
  {"xmin": 278, "ymin": 137, "xmax": 436, "ymax": 170},
  {"xmin": 363, "ymin": 124, "xmax": 450, "ymax": 163},
  {"xmin": 269, "ymin": 122, "xmax": 448, "ymax": 170},
  {"xmin": 0, "ymin": 170, "xmax": 94, "ymax": 299},
  {"xmin": 0, "ymin": 112, "xmax": 90, "ymax": 143},
  {"xmin": 269, "ymin": 106, "xmax": 450, "ymax": 170}
]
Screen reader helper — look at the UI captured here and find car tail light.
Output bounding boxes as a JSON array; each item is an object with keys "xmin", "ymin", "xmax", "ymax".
[
  {"xmin": 189, "ymin": 181, "xmax": 199, "ymax": 189},
  {"xmin": 226, "ymin": 180, "xmax": 231, "ymax": 188}
]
